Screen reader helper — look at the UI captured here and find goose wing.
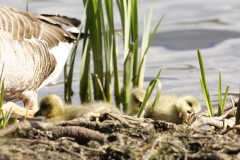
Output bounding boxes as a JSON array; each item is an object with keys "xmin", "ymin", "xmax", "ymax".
[{"xmin": 0, "ymin": 6, "xmax": 80, "ymax": 101}]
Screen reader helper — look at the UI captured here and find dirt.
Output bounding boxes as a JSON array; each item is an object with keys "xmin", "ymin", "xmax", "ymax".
[{"xmin": 0, "ymin": 113, "xmax": 240, "ymax": 160}]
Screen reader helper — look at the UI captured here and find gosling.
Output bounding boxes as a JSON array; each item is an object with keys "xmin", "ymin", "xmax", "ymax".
[
  {"xmin": 144, "ymin": 94, "xmax": 201, "ymax": 124},
  {"xmin": 34, "ymin": 94, "xmax": 122, "ymax": 122},
  {"xmin": 127, "ymin": 87, "xmax": 146, "ymax": 116}
]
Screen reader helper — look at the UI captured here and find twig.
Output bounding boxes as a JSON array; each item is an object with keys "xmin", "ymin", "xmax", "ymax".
[
  {"xmin": 61, "ymin": 146, "xmax": 83, "ymax": 158},
  {"xmin": 51, "ymin": 126, "xmax": 107, "ymax": 144},
  {"xmin": 191, "ymin": 107, "xmax": 237, "ymax": 128}
]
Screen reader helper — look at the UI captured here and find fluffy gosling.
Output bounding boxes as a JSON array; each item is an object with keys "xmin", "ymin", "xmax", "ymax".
[
  {"xmin": 127, "ymin": 87, "xmax": 146, "ymax": 116},
  {"xmin": 144, "ymin": 94, "xmax": 201, "ymax": 124},
  {"xmin": 34, "ymin": 94, "xmax": 122, "ymax": 122}
]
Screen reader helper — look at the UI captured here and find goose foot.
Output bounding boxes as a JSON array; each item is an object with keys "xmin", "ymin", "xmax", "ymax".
[
  {"xmin": 2, "ymin": 102, "xmax": 34, "ymax": 118},
  {"xmin": 1, "ymin": 91, "xmax": 38, "ymax": 119}
]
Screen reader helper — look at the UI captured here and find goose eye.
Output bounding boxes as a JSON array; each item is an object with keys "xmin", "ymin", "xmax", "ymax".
[{"xmin": 187, "ymin": 101, "xmax": 193, "ymax": 107}]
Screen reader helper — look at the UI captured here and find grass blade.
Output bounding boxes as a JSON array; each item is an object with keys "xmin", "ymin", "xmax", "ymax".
[
  {"xmin": 137, "ymin": 69, "xmax": 162, "ymax": 117},
  {"xmin": 197, "ymin": 50, "xmax": 213, "ymax": 117}
]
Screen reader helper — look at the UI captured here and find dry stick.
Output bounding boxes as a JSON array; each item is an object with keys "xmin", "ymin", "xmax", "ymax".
[
  {"xmin": 191, "ymin": 107, "xmax": 237, "ymax": 128},
  {"xmin": 0, "ymin": 120, "xmax": 107, "ymax": 145},
  {"xmin": 60, "ymin": 146, "xmax": 83, "ymax": 158},
  {"xmin": 56, "ymin": 117, "xmax": 98, "ymax": 129},
  {"xmin": 106, "ymin": 113, "xmax": 132, "ymax": 127},
  {"xmin": 78, "ymin": 145, "xmax": 106, "ymax": 153},
  {"xmin": 0, "ymin": 120, "xmax": 35, "ymax": 137},
  {"xmin": 199, "ymin": 97, "xmax": 239, "ymax": 117},
  {"xmin": 187, "ymin": 151, "xmax": 230, "ymax": 160},
  {"xmin": 0, "ymin": 120, "xmax": 56, "ymax": 137},
  {"xmin": 9, "ymin": 148, "xmax": 37, "ymax": 156},
  {"xmin": 51, "ymin": 126, "xmax": 107, "ymax": 144}
]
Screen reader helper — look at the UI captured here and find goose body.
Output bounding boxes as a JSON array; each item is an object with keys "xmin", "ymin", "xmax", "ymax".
[
  {"xmin": 35, "ymin": 94, "xmax": 122, "ymax": 122},
  {"xmin": 0, "ymin": 6, "xmax": 80, "ymax": 117},
  {"xmin": 144, "ymin": 94, "xmax": 201, "ymax": 124}
]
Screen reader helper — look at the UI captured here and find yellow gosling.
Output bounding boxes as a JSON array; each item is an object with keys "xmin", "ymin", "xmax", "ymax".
[
  {"xmin": 144, "ymin": 94, "xmax": 201, "ymax": 124},
  {"xmin": 127, "ymin": 87, "xmax": 146, "ymax": 116},
  {"xmin": 35, "ymin": 94, "xmax": 122, "ymax": 122}
]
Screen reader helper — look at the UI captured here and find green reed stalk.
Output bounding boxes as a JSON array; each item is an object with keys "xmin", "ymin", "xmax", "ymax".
[
  {"xmin": 80, "ymin": 37, "xmax": 91, "ymax": 102},
  {"xmin": 137, "ymin": 68, "xmax": 162, "ymax": 118},
  {"xmin": 218, "ymin": 72, "xmax": 230, "ymax": 116},
  {"xmin": 137, "ymin": 13, "xmax": 164, "ymax": 88},
  {"xmin": 198, "ymin": 50, "xmax": 214, "ymax": 117},
  {"xmin": 122, "ymin": 43, "xmax": 134, "ymax": 113},
  {"xmin": 131, "ymin": 0, "xmax": 139, "ymax": 87},
  {"xmin": 104, "ymin": 0, "xmax": 121, "ymax": 105},
  {"xmin": 82, "ymin": 0, "xmax": 104, "ymax": 100},
  {"xmin": 79, "ymin": 0, "xmax": 163, "ymax": 115},
  {"xmin": 65, "ymin": 1, "xmax": 88, "ymax": 103}
]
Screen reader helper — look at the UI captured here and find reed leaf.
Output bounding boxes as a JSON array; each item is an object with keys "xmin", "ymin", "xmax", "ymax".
[
  {"xmin": 104, "ymin": 0, "xmax": 121, "ymax": 105},
  {"xmin": 222, "ymin": 86, "xmax": 230, "ymax": 113},
  {"xmin": 137, "ymin": 68, "xmax": 162, "ymax": 118},
  {"xmin": 91, "ymin": 73, "xmax": 107, "ymax": 102},
  {"xmin": 85, "ymin": 0, "xmax": 104, "ymax": 100},
  {"xmin": 218, "ymin": 72, "xmax": 222, "ymax": 115},
  {"xmin": 122, "ymin": 43, "xmax": 134, "ymax": 113},
  {"xmin": 137, "ymin": 14, "xmax": 164, "ymax": 87},
  {"xmin": 80, "ymin": 38, "xmax": 91, "ymax": 102},
  {"xmin": 198, "ymin": 50, "xmax": 213, "ymax": 117}
]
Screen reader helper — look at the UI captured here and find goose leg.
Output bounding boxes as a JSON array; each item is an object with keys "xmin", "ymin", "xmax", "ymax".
[{"xmin": 21, "ymin": 91, "xmax": 38, "ymax": 118}]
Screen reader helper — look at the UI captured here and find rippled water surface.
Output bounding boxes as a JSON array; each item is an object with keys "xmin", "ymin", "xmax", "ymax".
[{"xmin": 1, "ymin": 0, "xmax": 240, "ymax": 109}]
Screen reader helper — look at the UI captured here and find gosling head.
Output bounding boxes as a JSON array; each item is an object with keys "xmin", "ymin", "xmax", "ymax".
[
  {"xmin": 176, "ymin": 95, "xmax": 201, "ymax": 114},
  {"xmin": 34, "ymin": 94, "xmax": 65, "ymax": 118},
  {"xmin": 129, "ymin": 87, "xmax": 146, "ymax": 116}
]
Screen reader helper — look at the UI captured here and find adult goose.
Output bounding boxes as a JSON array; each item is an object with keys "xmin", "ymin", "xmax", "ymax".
[{"xmin": 0, "ymin": 6, "xmax": 81, "ymax": 118}]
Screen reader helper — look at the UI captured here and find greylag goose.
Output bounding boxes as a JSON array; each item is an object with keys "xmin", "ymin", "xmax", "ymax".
[
  {"xmin": 144, "ymin": 94, "xmax": 201, "ymax": 124},
  {"xmin": 0, "ymin": 6, "xmax": 81, "ymax": 118},
  {"xmin": 34, "ymin": 94, "xmax": 122, "ymax": 122}
]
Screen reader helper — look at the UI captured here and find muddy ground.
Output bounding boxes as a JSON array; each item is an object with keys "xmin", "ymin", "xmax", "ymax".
[{"xmin": 0, "ymin": 112, "xmax": 240, "ymax": 160}]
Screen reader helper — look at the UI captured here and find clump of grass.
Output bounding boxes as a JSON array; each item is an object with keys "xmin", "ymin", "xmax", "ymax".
[
  {"xmin": 0, "ymin": 65, "xmax": 13, "ymax": 128},
  {"xmin": 197, "ymin": 50, "xmax": 230, "ymax": 117},
  {"xmin": 0, "ymin": 80, "xmax": 12, "ymax": 129},
  {"xmin": 64, "ymin": 0, "xmax": 163, "ymax": 114}
]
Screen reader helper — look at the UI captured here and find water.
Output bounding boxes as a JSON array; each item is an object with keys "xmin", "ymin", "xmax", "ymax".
[{"xmin": 1, "ymin": 0, "xmax": 240, "ymax": 110}]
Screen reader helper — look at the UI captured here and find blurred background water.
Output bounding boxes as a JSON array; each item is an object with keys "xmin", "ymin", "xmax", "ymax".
[{"xmin": 1, "ymin": 0, "xmax": 240, "ymax": 110}]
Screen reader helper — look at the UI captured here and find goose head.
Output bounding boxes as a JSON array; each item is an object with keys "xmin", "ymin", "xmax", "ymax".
[
  {"xmin": 129, "ymin": 87, "xmax": 146, "ymax": 116},
  {"xmin": 34, "ymin": 94, "xmax": 65, "ymax": 119},
  {"xmin": 176, "ymin": 95, "xmax": 201, "ymax": 115}
]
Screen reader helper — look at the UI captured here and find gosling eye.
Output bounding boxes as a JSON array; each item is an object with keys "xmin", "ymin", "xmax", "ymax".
[
  {"xmin": 134, "ymin": 97, "xmax": 140, "ymax": 103},
  {"xmin": 187, "ymin": 101, "xmax": 193, "ymax": 107},
  {"xmin": 41, "ymin": 105, "xmax": 48, "ymax": 110}
]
